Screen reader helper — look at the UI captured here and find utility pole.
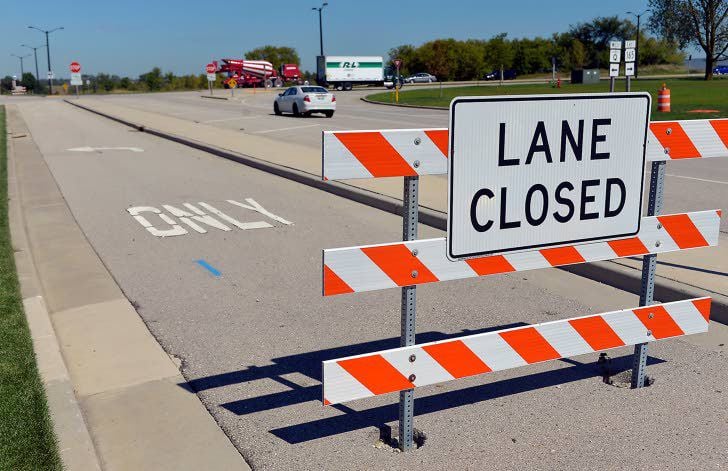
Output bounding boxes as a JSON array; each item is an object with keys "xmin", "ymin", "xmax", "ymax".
[
  {"xmin": 311, "ymin": 2, "xmax": 328, "ymax": 56},
  {"xmin": 626, "ymin": 9, "xmax": 650, "ymax": 78},
  {"xmin": 28, "ymin": 25, "xmax": 64, "ymax": 94},
  {"xmin": 21, "ymin": 44, "xmax": 45, "ymax": 85},
  {"xmin": 11, "ymin": 53, "xmax": 31, "ymax": 78}
]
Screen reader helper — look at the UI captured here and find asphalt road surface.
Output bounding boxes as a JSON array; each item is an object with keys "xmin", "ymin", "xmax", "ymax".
[
  {"xmin": 89, "ymin": 90, "xmax": 728, "ymax": 233},
  {"xmin": 10, "ymin": 99, "xmax": 728, "ymax": 470}
]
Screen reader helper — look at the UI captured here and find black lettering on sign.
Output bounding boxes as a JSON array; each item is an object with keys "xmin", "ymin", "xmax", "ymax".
[
  {"xmin": 470, "ymin": 188, "xmax": 494, "ymax": 232},
  {"xmin": 604, "ymin": 178, "xmax": 626, "ymax": 217},
  {"xmin": 498, "ymin": 123, "xmax": 519, "ymax": 167},
  {"xmin": 553, "ymin": 181, "xmax": 575, "ymax": 223},
  {"xmin": 525, "ymin": 184, "xmax": 548, "ymax": 226},
  {"xmin": 560, "ymin": 120, "xmax": 584, "ymax": 162},
  {"xmin": 499, "ymin": 187, "xmax": 521, "ymax": 229},
  {"xmin": 525, "ymin": 121, "xmax": 553, "ymax": 164},
  {"xmin": 580, "ymin": 179, "xmax": 601, "ymax": 220},
  {"xmin": 590, "ymin": 118, "xmax": 611, "ymax": 160}
]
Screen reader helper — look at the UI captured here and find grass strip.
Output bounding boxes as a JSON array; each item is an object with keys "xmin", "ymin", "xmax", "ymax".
[
  {"xmin": 367, "ymin": 78, "xmax": 728, "ymax": 120},
  {"xmin": 0, "ymin": 106, "xmax": 62, "ymax": 470}
]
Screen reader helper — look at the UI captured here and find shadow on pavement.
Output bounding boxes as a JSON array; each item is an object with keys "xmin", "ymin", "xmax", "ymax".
[
  {"xmin": 180, "ymin": 325, "xmax": 665, "ymax": 444},
  {"xmin": 269, "ymin": 354, "xmax": 665, "ymax": 444}
]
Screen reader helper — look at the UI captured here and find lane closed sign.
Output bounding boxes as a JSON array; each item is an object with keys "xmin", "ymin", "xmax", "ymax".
[{"xmin": 447, "ymin": 93, "xmax": 651, "ymax": 260}]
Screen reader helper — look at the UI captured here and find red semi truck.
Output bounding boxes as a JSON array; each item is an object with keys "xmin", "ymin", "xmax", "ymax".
[{"xmin": 217, "ymin": 59, "xmax": 301, "ymax": 88}]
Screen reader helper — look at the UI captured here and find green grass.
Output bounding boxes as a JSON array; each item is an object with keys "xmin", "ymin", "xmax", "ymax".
[
  {"xmin": 0, "ymin": 106, "xmax": 62, "ymax": 470},
  {"xmin": 368, "ymin": 78, "xmax": 728, "ymax": 120}
]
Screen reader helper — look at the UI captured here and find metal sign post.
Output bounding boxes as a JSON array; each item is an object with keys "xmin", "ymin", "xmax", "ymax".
[
  {"xmin": 631, "ymin": 159, "xmax": 665, "ymax": 387},
  {"xmin": 625, "ymin": 40, "xmax": 636, "ymax": 92},
  {"xmin": 399, "ymin": 175, "xmax": 418, "ymax": 451},
  {"xmin": 609, "ymin": 41, "xmax": 621, "ymax": 92}
]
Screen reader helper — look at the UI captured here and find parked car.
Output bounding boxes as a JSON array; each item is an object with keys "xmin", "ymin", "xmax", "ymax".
[
  {"xmin": 404, "ymin": 72, "xmax": 437, "ymax": 83},
  {"xmin": 484, "ymin": 69, "xmax": 517, "ymax": 80},
  {"xmin": 274, "ymin": 86, "xmax": 336, "ymax": 117},
  {"xmin": 714, "ymin": 65, "xmax": 728, "ymax": 75}
]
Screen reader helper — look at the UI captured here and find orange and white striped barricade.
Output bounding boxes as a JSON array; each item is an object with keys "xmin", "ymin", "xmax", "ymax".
[
  {"xmin": 322, "ymin": 119, "xmax": 728, "ymax": 180},
  {"xmin": 320, "ymin": 112, "xmax": 726, "ymax": 451},
  {"xmin": 323, "ymin": 298, "xmax": 711, "ymax": 405}
]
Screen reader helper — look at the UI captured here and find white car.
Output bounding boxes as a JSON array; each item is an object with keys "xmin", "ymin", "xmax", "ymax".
[{"xmin": 274, "ymin": 86, "xmax": 336, "ymax": 117}]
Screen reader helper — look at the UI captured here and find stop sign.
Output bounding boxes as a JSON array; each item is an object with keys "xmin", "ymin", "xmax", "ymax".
[
  {"xmin": 206, "ymin": 63, "xmax": 216, "ymax": 74},
  {"xmin": 70, "ymin": 61, "xmax": 81, "ymax": 73}
]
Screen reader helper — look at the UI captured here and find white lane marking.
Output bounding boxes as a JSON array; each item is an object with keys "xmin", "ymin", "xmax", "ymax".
[
  {"xmin": 665, "ymin": 173, "xmax": 727, "ymax": 186},
  {"xmin": 162, "ymin": 205, "xmax": 231, "ymax": 233},
  {"xmin": 67, "ymin": 146, "xmax": 144, "ymax": 153},
  {"xmin": 251, "ymin": 124, "xmax": 321, "ymax": 134},
  {"xmin": 227, "ymin": 198, "xmax": 294, "ymax": 225},
  {"xmin": 127, "ymin": 206, "xmax": 187, "ymax": 237},
  {"xmin": 198, "ymin": 202, "xmax": 273, "ymax": 230},
  {"xmin": 202, "ymin": 116, "xmax": 260, "ymax": 123}
]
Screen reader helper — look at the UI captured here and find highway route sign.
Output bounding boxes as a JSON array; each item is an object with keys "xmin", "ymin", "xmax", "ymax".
[
  {"xmin": 610, "ymin": 40, "xmax": 622, "ymax": 50},
  {"xmin": 625, "ymin": 40, "xmax": 636, "ymax": 48},
  {"xmin": 625, "ymin": 62, "xmax": 635, "ymax": 76},
  {"xmin": 609, "ymin": 63, "xmax": 620, "ymax": 77},
  {"xmin": 447, "ymin": 93, "xmax": 651, "ymax": 260},
  {"xmin": 610, "ymin": 49, "xmax": 621, "ymax": 63},
  {"xmin": 625, "ymin": 48, "xmax": 636, "ymax": 63},
  {"xmin": 47, "ymin": 71, "xmax": 54, "ymax": 79}
]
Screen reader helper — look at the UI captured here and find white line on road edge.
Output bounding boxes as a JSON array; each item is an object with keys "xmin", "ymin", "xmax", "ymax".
[
  {"xmin": 251, "ymin": 124, "xmax": 321, "ymax": 134},
  {"xmin": 67, "ymin": 146, "xmax": 144, "ymax": 153},
  {"xmin": 665, "ymin": 173, "xmax": 727, "ymax": 185}
]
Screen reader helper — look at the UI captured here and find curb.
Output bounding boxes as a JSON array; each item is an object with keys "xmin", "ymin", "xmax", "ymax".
[
  {"xmin": 6, "ymin": 107, "xmax": 102, "ymax": 470},
  {"xmin": 201, "ymin": 95, "xmax": 229, "ymax": 100},
  {"xmin": 63, "ymin": 99, "xmax": 728, "ymax": 326},
  {"xmin": 360, "ymin": 96, "xmax": 447, "ymax": 110}
]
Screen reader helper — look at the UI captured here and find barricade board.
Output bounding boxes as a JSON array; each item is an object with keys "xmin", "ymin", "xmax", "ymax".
[{"xmin": 323, "ymin": 298, "xmax": 712, "ymax": 405}]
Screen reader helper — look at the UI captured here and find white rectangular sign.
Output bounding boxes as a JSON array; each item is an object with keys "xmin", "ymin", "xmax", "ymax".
[
  {"xmin": 70, "ymin": 72, "xmax": 82, "ymax": 86},
  {"xmin": 47, "ymin": 71, "xmax": 54, "ymax": 79},
  {"xmin": 447, "ymin": 93, "xmax": 651, "ymax": 260},
  {"xmin": 610, "ymin": 63, "xmax": 620, "ymax": 77},
  {"xmin": 610, "ymin": 41, "xmax": 622, "ymax": 50},
  {"xmin": 625, "ymin": 40, "xmax": 636, "ymax": 48},
  {"xmin": 625, "ymin": 48, "xmax": 636, "ymax": 63},
  {"xmin": 625, "ymin": 62, "xmax": 635, "ymax": 76},
  {"xmin": 610, "ymin": 49, "xmax": 621, "ymax": 63},
  {"xmin": 207, "ymin": 73, "xmax": 216, "ymax": 82}
]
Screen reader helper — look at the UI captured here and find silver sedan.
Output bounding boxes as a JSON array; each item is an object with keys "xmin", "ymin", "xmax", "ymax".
[{"xmin": 273, "ymin": 86, "xmax": 336, "ymax": 117}]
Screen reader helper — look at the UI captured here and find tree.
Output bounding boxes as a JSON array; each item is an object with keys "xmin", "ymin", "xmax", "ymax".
[
  {"xmin": 648, "ymin": 0, "xmax": 728, "ymax": 79},
  {"xmin": 20, "ymin": 72, "xmax": 37, "ymax": 92},
  {"xmin": 245, "ymin": 46, "xmax": 300, "ymax": 70},
  {"xmin": 140, "ymin": 67, "xmax": 163, "ymax": 91}
]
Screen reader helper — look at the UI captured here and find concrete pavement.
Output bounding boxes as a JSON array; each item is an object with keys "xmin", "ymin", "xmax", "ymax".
[
  {"xmin": 8, "ymin": 98, "xmax": 728, "ymax": 469},
  {"xmin": 6, "ymin": 104, "xmax": 249, "ymax": 470},
  {"xmin": 64, "ymin": 92, "xmax": 728, "ymax": 321}
]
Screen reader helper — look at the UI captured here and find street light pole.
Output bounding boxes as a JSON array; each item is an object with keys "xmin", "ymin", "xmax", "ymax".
[
  {"xmin": 11, "ymin": 54, "xmax": 31, "ymax": 77},
  {"xmin": 21, "ymin": 44, "xmax": 45, "ymax": 85},
  {"xmin": 28, "ymin": 26, "xmax": 64, "ymax": 94},
  {"xmin": 626, "ymin": 9, "xmax": 650, "ymax": 78},
  {"xmin": 311, "ymin": 2, "xmax": 328, "ymax": 57}
]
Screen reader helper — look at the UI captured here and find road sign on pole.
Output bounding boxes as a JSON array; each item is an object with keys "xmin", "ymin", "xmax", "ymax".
[
  {"xmin": 206, "ymin": 63, "xmax": 216, "ymax": 74},
  {"xmin": 446, "ymin": 93, "xmax": 651, "ymax": 260},
  {"xmin": 609, "ymin": 63, "xmax": 620, "ymax": 78},
  {"xmin": 69, "ymin": 61, "xmax": 82, "ymax": 96}
]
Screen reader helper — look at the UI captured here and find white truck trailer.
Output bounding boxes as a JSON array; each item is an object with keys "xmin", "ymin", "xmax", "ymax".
[{"xmin": 316, "ymin": 56, "xmax": 385, "ymax": 90}]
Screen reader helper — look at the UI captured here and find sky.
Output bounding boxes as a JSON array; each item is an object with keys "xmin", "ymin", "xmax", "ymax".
[{"xmin": 1, "ymin": 0, "xmax": 694, "ymax": 80}]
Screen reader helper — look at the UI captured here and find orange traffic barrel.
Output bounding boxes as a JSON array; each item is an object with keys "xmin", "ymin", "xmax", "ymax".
[{"xmin": 658, "ymin": 83, "xmax": 670, "ymax": 112}]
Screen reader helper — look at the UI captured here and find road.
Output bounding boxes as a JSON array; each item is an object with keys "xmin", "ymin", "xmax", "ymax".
[
  {"xmin": 7, "ymin": 98, "xmax": 728, "ymax": 469},
  {"xmin": 87, "ymin": 89, "xmax": 728, "ymax": 233}
]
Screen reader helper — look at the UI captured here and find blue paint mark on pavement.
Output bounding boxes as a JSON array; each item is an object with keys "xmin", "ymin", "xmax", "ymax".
[{"xmin": 195, "ymin": 259, "xmax": 221, "ymax": 277}]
